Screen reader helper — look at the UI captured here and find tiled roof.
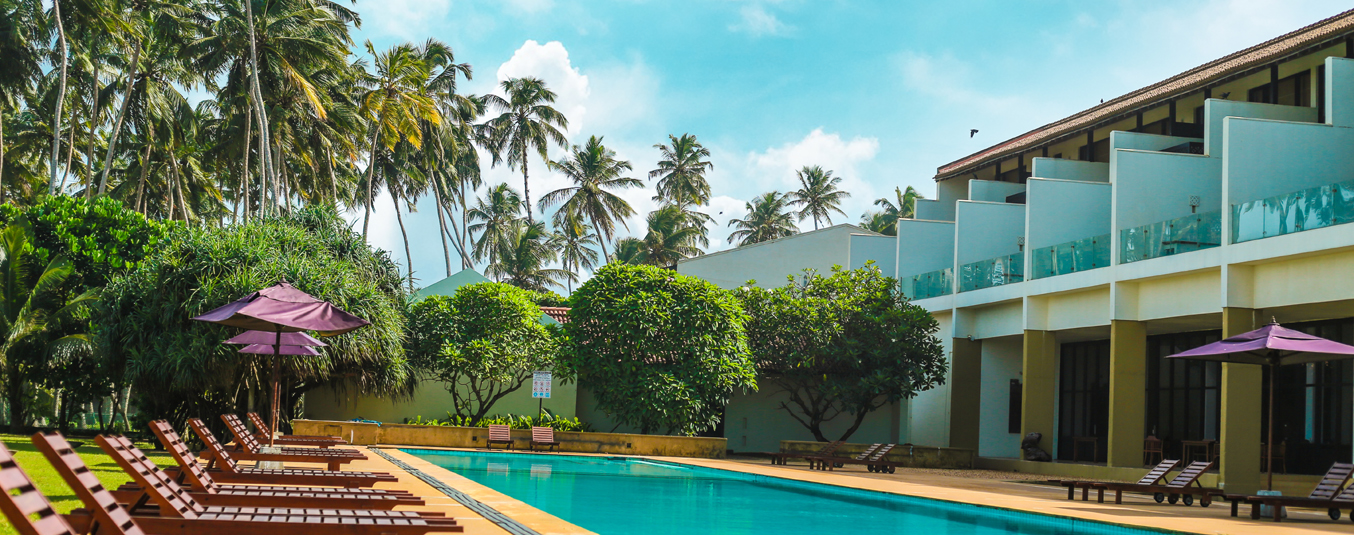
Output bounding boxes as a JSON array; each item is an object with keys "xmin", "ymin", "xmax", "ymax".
[
  {"xmin": 935, "ymin": 8, "xmax": 1354, "ymax": 181},
  {"xmin": 540, "ymin": 306, "xmax": 570, "ymax": 324}
]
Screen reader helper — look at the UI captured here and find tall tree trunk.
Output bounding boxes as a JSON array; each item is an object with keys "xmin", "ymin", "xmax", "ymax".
[
  {"xmin": 49, "ymin": 0, "xmax": 68, "ymax": 195},
  {"xmin": 7, "ymin": 366, "xmax": 24, "ymax": 433},
  {"xmin": 169, "ymin": 149, "xmax": 187, "ymax": 221},
  {"xmin": 117, "ymin": 384, "xmax": 131, "ymax": 432},
  {"xmin": 521, "ymin": 146, "xmax": 532, "ymax": 222},
  {"xmin": 58, "ymin": 110, "xmax": 77, "ymax": 192},
  {"xmin": 99, "ymin": 40, "xmax": 141, "ymax": 195},
  {"xmin": 134, "ymin": 126, "xmax": 152, "ymax": 212},
  {"xmin": 85, "ymin": 59, "xmax": 101, "ymax": 199},
  {"xmin": 244, "ymin": 0, "xmax": 274, "ymax": 216},
  {"xmin": 592, "ymin": 218, "xmax": 610, "ymax": 261},
  {"xmin": 241, "ymin": 106, "xmax": 252, "ymax": 221},
  {"xmin": 460, "ymin": 179, "xmax": 470, "ymax": 269},
  {"xmin": 361, "ymin": 125, "xmax": 380, "ymax": 238},
  {"xmin": 391, "ymin": 187, "xmax": 413, "ymax": 291},
  {"xmin": 0, "ymin": 104, "xmax": 6, "ymax": 204},
  {"xmin": 255, "ymin": 100, "xmax": 268, "ymax": 217},
  {"xmin": 432, "ymin": 179, "xmax": 452, "ymax": 276}
]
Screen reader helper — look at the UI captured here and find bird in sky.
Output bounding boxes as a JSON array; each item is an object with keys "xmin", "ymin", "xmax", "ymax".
[{"xmin": 969, "ymin": 129, "xmax": 979, "ymax": 138}]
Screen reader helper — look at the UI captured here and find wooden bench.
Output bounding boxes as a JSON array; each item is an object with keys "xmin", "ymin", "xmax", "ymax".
[{"xmin": 529, "ymin": 427, "xmax": 559, "ymax": 452}]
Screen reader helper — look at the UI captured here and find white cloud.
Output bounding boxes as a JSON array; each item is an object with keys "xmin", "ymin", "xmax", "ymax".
[
  {"xmin": 895, "ymin": 50, "xmax": 1030, "ymax": 117},
  {"xmin": 360, "ymin": 0, "xmax": 453, "ymax": 41},
  {"xmin": 495, "ymin": 41, "xmax": 591, "ymax": 139},
  {"xmin": 503, "ymin": 0, "xmax": 554, "ymax": 15},
  {"xmin": 728, "ymin": 4, "xmax": 794, "ymax": 37}
]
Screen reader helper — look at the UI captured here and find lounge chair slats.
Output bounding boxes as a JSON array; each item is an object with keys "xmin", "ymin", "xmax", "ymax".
[
  {"xmin": 486, "ymin": 425, "xmax": 513, "ymax": 450},
  {"xmin": 0, "ymin": 441, "xmax": 86, "ymax": 535},
  {"xmin": 186, "ymin": 418, "xmax": 396, "ymax": 488},
  {"xmin": 1092, "ymin": 461, "xmax": 1220, "ymax": 506},
  {"xmin": 529, "ymin": 427, "xmax": 559, "ymax": 451}
]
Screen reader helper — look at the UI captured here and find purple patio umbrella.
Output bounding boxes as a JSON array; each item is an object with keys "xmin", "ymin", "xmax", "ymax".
[
  {"xmin": 1167, "ymin": 320, "xmax": 1354, "ymax": 490},
  {"xmin": 193, "ymin": 280, "xmax": 370, "ymax": 445},
  {"xmin": 224, "ymin": 330, "xmax": 327, "ymax": 347},
  {"xmin": 239, "ymin": 344, "xmax": 321, "ymax": 356}
]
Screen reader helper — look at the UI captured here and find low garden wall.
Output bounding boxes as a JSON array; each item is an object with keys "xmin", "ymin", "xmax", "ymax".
[
  {"xmin": 292, "ymin": 419, "xmax": 727, "ymax": 458},
  {"xmin": 778, "ymin": 440, "xmax": 974, "ymax": 469}
]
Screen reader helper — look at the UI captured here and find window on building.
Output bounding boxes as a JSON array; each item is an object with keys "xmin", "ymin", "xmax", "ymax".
[
  {"xmin": 1058, "ymin": 340, "xmax": 1110, "ymax": 462},
  {"xmin": 1263, "ymin": 318, "xmax": 1353, "ymax": 475},
  {"xmin": 1145, "ymin": 330, "xmax": 1222, "ymax": 459},
  {"xmin": 1248, "ymin": 70, "xmax": 1312, "ymax": 106}
]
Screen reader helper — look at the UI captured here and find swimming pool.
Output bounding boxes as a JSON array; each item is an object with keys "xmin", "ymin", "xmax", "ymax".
[{"xmin": 407, "ymin": 449, "xmax": 1174, "ymax": 535}]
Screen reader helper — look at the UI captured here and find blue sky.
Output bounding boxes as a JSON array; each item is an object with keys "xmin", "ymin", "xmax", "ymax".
[{"xmin": 350, "ymin": 0, "xmax": 1352, "ymax": 291}]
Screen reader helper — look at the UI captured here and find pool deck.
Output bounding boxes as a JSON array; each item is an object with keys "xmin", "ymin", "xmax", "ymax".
[{"xmin": 350, "ymin": 443, "xmax": 1354, "ymax": 535}]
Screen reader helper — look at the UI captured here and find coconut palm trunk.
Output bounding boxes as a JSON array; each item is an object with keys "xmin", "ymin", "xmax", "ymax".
[
  {"xmin": 99, "ymin": 40, "xmax": 141, "ymax": 195},
  {"xmin": 83, "ymin": 59, "xmax": 100, "ymax": 199},
  {"xmin": 1, "ymin": 106, "xmax": 6, "ymax": 203},
  {"xmin": 241, "ymin": 106, "xmax": 252, "ymax": 220},
  {"xmin": 431, "ymin": 178, "xmax": 452, "ymax": 276},
  {"xmin": 592, "ymin": 218, "xmax": 610, "ymax": 260},
  {"xmin": 361, "ymin": 126, "xmax": 379, "ymax": 238},
  {"xmin": 134, "ymin": 126, "xmax": 152, "ymax": 212},
  {"xmin": 49, "ymin": 0, "xmax": 69, "ymax": 195},
  {"xmin": 390, "ymin": 187, "xmax": 413, "ymax": 291},
  {"xmin": 521, "ymin": 144, "xmax": 532, "ymax": 222}
]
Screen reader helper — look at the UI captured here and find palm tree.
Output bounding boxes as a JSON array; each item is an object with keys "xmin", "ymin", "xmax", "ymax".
[
  {"xmin": 47, "ymin": 0, "xmax": 68, "ymax": 195},
  {"xmin": 0, "ymin": 0, "xmax": 43, "ymax": 203},
  {"xmin": 649, "ymin": 133, "xmax": 712, "ymax": 207},
  {"xmin": 0, "ymin": 219, "xmax": 98, "ymax": 431},
  {"xmin": 487, "ymin": 219, "xmax": 570, "ymax": 292},
  {"xmin": 555, "ymin": 213, "xmax": 598, "ymax": 293},
  {"xmin": 467, "ymin": 183, "xmax": 522, "ymax": 267},
  {"xmin": 859, "ymin": 210, "xmax": 895, "ymax": 236},
  {"xmin": 355, "ymin": 41, "xmax": 440, "ymax": 238},
  {"xmin": 483, "ymin": 77, "xmax": 568, "ymax": 223},
  {"xmin": 875, "ymin": 185, "xmax": 923, "ymax": 224},
  {"xmin": 610, "ymin": 237, "xmax": 644, "ymax": 265},
  {"xmin": 637, "ymin": 205, "xmax": 702, "ymax": 268},
  {"xmin": 539, "ymin": 135, "xmax": 640, "ymax": 260},
  {"xmin": 727, "ymin": 191, "xmax": 797, "ymax": 246},
  {"xmin": 787, "ymin": 165, "xmax": 850, "ymax": 230}
]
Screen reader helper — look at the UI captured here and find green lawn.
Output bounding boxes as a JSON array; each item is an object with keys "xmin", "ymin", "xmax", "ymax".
[{"xmin": 0, "ymin": 433, "xmax": 173, "ymax": 535}]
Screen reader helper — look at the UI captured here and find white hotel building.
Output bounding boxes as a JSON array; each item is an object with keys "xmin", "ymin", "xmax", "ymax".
[{"xmin": 678, "ymin": 10, "xmax": 1354, "ymax": 492}]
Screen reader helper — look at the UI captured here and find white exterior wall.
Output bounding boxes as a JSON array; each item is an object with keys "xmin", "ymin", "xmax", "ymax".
[
  {"xmin": 908, "ymin": 310, "xmax": 953, "ymax": 447},
  {"xmin": 896, "ymin": 220, "xmax": 955, "ymax": 277},
  {"xmin": 849, "ymin": 234, "xmax": 898, "ymax": 277},
  {"xmin": 1109, "ymin": 131, "xmax": 1201, "ymax": 152},
  {"xmin": 955, "ymin": 201, "xmax": 1026, "ymax": 266},
  {"xmin": 969, "ymin": 180, "xmax": 1026, "ymax": 203},
  {"xmin": 1030, "ymin": 158, "xmax": 1109, "ymax": 183},
  {"xmin": 676, "ymin": 225, "xmax": 868, "ymax": 289},
  {"xmin": 978, "ymin": 335, "xmax": 1023, "ymax": 458},
  {"xmin": 1026, "ymin": 178, "xmax": 1111, "ymax": 250}
]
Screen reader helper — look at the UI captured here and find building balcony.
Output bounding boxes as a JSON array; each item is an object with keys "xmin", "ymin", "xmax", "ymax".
[
  {"xmin": 1120, "ymin": 211, "xmax": 1222, "ymax": 263},
  {"xmin": 1231, "ymin": 179, "xmax": 1354, "ymax": 243},
  {"xmin": 1030, "ymin": 234, "xmax": 1110, "ymax": 279},
  {"xmin": 901, "ymin": 267, "xmax": 953, "ymax": 300},
  {"xmin": 958, "ymin": 253, "xmax": 1023, "ymax": 293}
]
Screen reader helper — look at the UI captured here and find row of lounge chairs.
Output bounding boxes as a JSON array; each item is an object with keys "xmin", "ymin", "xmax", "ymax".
[
  {"xmin": 768, "ymin": 442, "xmax": 906, "ymax": 473},
  {"xmin": 0, "ymin": 413, "xmax": 467, "ymax": 534},
  {"xmin": 485, "ymin": 424, "xmax": 560, "ymax": 451},
  {"xmin": 1056, "ymin": 458, "xmax": 1354, "ymax": 522}
]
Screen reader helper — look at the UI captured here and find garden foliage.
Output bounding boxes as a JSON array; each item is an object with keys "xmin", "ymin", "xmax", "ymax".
[
  {"xmin": 560, "ymin": 263, "xmax": 756, "ymax": 436},
  {"xmin": 738, "ymin": 263, "xmax": 947, "ymax": 442},
  {"xmin": 404, "ymin": 410, "xmax": 591, "ymax": 432},
  {"xmin": 406, "ymin": 282, "xmax": 559, "ymax": 425},
  {"xmin": 97, "ymin": 206, "xmax": 415, "ymax": 431}
]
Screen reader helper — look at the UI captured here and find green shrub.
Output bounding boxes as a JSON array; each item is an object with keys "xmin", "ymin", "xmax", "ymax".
[{"xmin": 402, "ymin": 410, "xmax": 592, "ymax": 432}]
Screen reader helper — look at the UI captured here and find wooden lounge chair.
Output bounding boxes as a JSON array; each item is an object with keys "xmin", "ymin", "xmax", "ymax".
[
  {"xmin": 138, "ymin": 424, "xmax": 422, "ymax": 510},
  {"xmin": 1222, "ymin": 462, "xmax": 1354, "ymax": 521},
  {"xmin": 1051, "ymin": 459, "xmax": 1179, "ymax": 501},
  {"xmin": 1092, "ymin": 461, "xmax": 1221, "ymax": 506},
  {"xmin": 219, "ymin": 414, "xmax": 365, "ymax": 470},
  {"xmin": 0, "ymin": 441, "xmax": 77, "ymax": 535},
  {"xmin": 529, "ymin": 427, "xmax": 559, "ymax": 452},
  {"xmin": 31, "ymin": 431, "xmax": 463, "ymax": 535},
  {"xmin": 246, "ymin": 412, "xmax": 347, "ymax": 448},
  {"xmin": 183, "ymin": 418, "xmax": 396, "ymax": 488},
  {"xmin": 767, "ymin": 441, "xmax": 843, "ymax": 466},
  {"xmin": 486, "ymin": 425, "xmax": 513, "ymax": 450},
  {"xmin": 806, "ymin": 443, "xmax": 886, "ymax": 471}
]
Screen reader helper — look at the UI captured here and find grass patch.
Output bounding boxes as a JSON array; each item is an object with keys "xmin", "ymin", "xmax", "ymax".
[{"xmin": 0, "ymin": 433, "xmax": 173, "ymax": 535}]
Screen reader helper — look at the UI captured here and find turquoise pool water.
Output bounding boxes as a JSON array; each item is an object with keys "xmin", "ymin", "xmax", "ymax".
[{"xmin": 408, "ymin": 449, "xmax": 1171, "ymax": 535}]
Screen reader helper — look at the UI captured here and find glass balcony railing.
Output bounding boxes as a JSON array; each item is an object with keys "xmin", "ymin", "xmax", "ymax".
[
  {"xmin": 958, "ymin": 253, "xmax": 1023, "ymax": 293},
  {"xmin": 1030, "ymin": 234, "xmax": 1110, "ymax": 279},
  {"xmin": 1231, "ymin": 179, "xmax": 1354, "ymax": 243},
  {"xmin": 900, "ymin": 267, "xmax": 953, "ymax": 300},
  {"xmin": 1120, "ymin": 211, "xmax": 1221, "ymax": 264}
]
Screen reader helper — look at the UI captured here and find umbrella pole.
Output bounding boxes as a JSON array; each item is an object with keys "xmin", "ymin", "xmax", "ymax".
[
  {"xmin": 271, "ymin": 328, "xmax": 281, "ymax": 447},
  {"xmin": 1267, "ymin": 362, "xmax": 1275, "ymax": 491}
]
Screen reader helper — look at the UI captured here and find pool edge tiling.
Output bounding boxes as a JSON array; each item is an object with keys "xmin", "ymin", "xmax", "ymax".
[{"xmin": 382, "ymin": 448, "xmax": 596, "ymax": 535}]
